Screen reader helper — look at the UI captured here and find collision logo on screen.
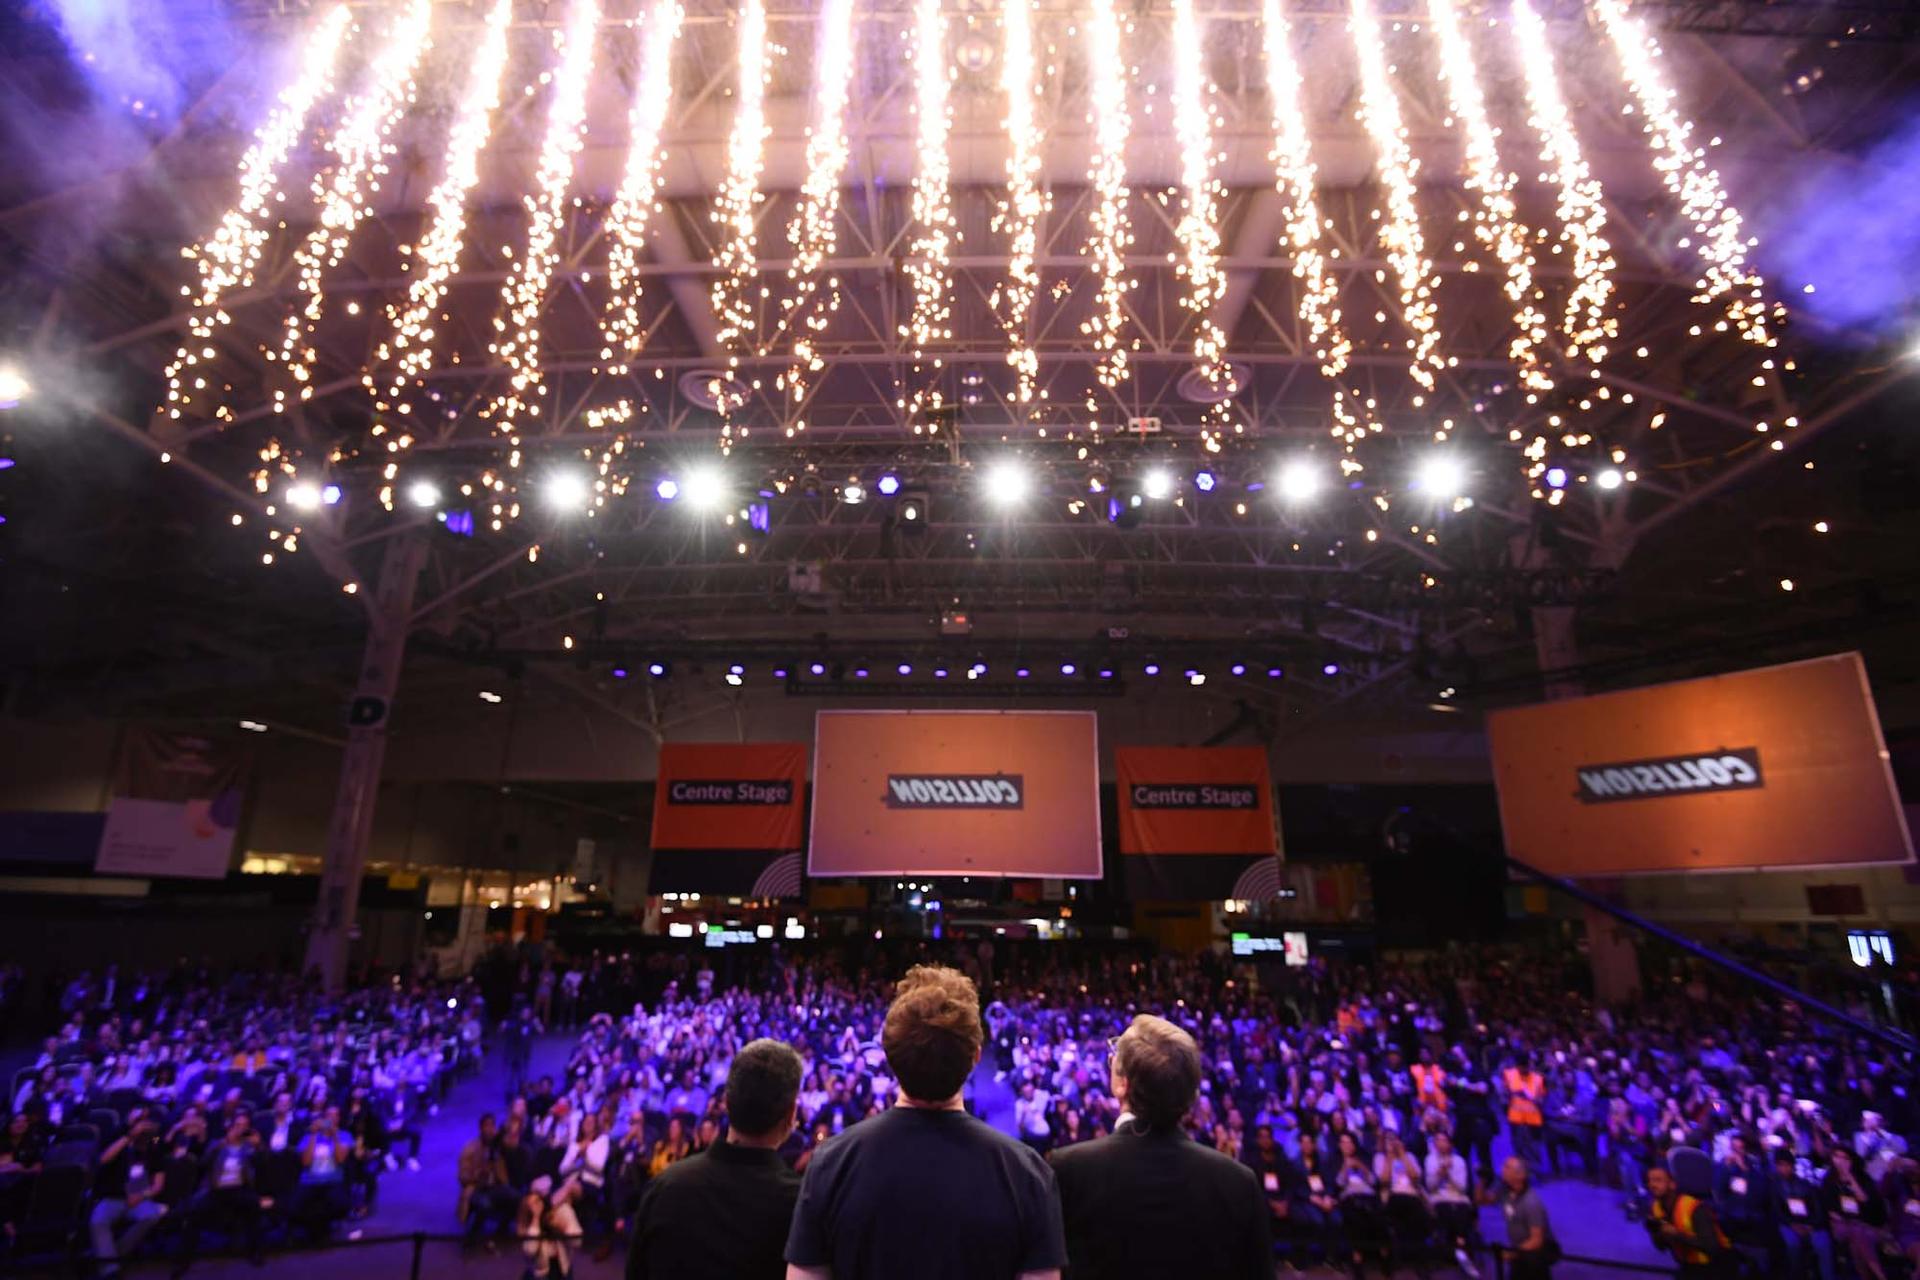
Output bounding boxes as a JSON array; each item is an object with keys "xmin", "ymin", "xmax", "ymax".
[
  {"xmin": 1128, "ymin": 783, "xmax": 1261, "ymax": 810},
  {"xmin": 667, "ymin": 779, "xmax": 795, "ymax": 805},
  {"xmin": 883, "ymin": 774, "xmax": 1025, "ymax": 809},
  {"xmin": 1573, "ymin": 748, "xmax": 1763, "ymax": 804}
]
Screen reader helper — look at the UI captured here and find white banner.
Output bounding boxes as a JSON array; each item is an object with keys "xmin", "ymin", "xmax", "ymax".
[{"xmin": 94, "ymin": 797, "xmax": 238, "ymax": 879}]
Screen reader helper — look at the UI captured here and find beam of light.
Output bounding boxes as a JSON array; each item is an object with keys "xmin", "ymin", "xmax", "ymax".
[
  {"xmin": 1592, "ymin": 0, "xmax": 1771, "ymax": 346},
  {"xmin": 990, "ymin": 0, "xmax": 1047, "ymax": 408},
  {"xmin": 375, "ymin": 0, "xmax": 513, "ymax": 403},
  {"xmin": 903, "ymin": 0, "xmax": 956, "ymax": 432},
  {"xmin": 1427, "ymin": 0, "xmax": 1550, "ymax": 392},
  {"xmin": 275, "ymin": 0, "xmax": 435, "ymax": 402},
  {"xmin": 160, "ymin": 4, "xmax": 352, "ymax": 427},
  {"xmin": 711, "ymin": 0, "xmax": 769, "ymax": 438},
  {"xmin": 1171, "ymin": 0, "xmax": 1231, "ymax": 448},
  {"xmin": 1261, "ymin": 0, "xmax": 1365, "ymax": 445},
  {"xmin": 776, "ymin": 0, "xmax": 857, "ymax": 420},
  {"xmin": 600, "ymin": 0, "xmax": 684, "ymax": 378},
  {"xmin": 1348, "ymin": 0, "xmax": 1443, "ymax": 393},
  {"xmin": 485, "ymin": 0, "xmax": 600, "ymax": 438},
  {"xmin": 1082, "ymin": 0, "xmax": 1136, "ymax": 390},
  {"xmin": 1509, "ymin": 0, "xmax": 1616, "ymax": 364}
]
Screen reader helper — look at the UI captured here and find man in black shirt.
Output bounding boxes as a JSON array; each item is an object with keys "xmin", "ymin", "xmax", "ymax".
[
  {"xmin": 90, "ymin": 1114, "xmax": 168, "ymax": 1278},
  {"xmin": 630, "ymin": 1038, "xmax": 804, "ymax": 1279},
  {"xmin": 785, "ymin": 965, "xmax": 1066, "ymax": 1280},
  {"xmin": 1049, "ymin": 1014, "xmax": 1271, "ymax": 1280}
]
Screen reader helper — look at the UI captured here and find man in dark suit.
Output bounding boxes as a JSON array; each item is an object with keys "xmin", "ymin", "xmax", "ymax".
[
  {"xmin": 628, "ymin": 1038, "xmax": 804, "ymax": 1280},
  {"xmin": 1049, "ymin": 1015, "xmax": 1272, "ymax": 1280}
]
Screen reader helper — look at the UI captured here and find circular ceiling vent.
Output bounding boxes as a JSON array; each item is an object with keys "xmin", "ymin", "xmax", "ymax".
[
  {"xmin": 1176, "ymin": 361, "xmax": 1249, "ymax": 405},
  {"xmin": 679, "ymin": 368, "xmax": 740, "ymax": 412}
]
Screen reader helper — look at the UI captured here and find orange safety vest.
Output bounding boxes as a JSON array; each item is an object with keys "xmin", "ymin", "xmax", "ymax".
[
  {"xmin": 1652, "ymin": 1193, "xmax": 1727, "ymax": 1266},
  {"xmin": 1504, "ymin": 1068, "xmax": 1543, "ymax": 1126},
  {"xmin": 1412, "ymin": 1063, "xmax": 1448, "ymax": 1112}
]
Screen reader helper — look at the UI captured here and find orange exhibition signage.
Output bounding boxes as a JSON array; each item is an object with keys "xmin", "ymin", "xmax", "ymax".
[
  {"xmin": 808, "ymin": 710, "xmax": 1102, "ymax": 878},
  {"xmin": 1115, "ymin": 746, "xmax": 1277, "ymax": 856},
  {"xmin": 1487, "ymin": 653, "xmax": 1913, "ymax": 876},
  {"xmin": 649, "ymin": 742, "xmax": 807, "ymax": 851}
]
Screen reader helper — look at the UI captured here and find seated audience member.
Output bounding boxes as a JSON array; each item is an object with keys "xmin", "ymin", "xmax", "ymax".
[
  {"xmin": 647, "ymin": 1116, "xmax": 690, "ymax": 1177},
  {"xmin": 785, "ymin": 965, "xmax": 1066, "ymax": 1280},
  {"xmin": 1772, "ymin": 1147, "xmax": 1834, "ymax": 1280},
  {"xmin": 289, "ymin": 1105, "xmax": 351, "ymax": 1238},
  {"xmin": 629, "ymin": 1038, "xmax": 804, "ymax": 1279},
  {"xmin": 1645, "ymin": 1164, "xmax": 1728, "ymax": 1277},
  {"xmin": 1825, "ymin": 1145, "xmax": 1892, "ymax": 1280},
  {"xmin": 461, "ymin": 1114, "xmax": 518, "ymax": 1242},
  {"xmin": 1049, "ymin": 1013, "xmax": 1270, "ymax": 1280},
  {"xmin": 90, "ymin": 1114, "xmax": 168, "ymax": 1278},
  {"xmin": 173, "ymin": 1116, "xmax": 269, "ymax": 1273},
  {"xmin": 1497, "ymin": 1157, "xmax": 1559, "ymax": 1280},
  {"xmin": 1334, "ymin": 1130, "xmax": 1386, "ymax": 1276},
  {"xmin": 1425, "ymin": 1129, "xmax": 1480, "ymax": 1277}
]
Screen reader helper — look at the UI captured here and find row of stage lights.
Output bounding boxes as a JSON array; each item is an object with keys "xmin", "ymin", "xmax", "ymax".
[
  {"xmin": 569, "ymin": 658, "xmax": 1340, "ymax": 689},
  {"xmin": 277, "ymin": 451, "xmax": 1636, "ymax": 523}
]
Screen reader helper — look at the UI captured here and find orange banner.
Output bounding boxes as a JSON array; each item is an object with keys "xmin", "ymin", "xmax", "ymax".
[
  {"xmin": 1487, "ymin": 653, "xmax": 1913, "ymax": 876},
  {"xmin": 809, "ymin": 710, "xmax": 1102, "ymax": 878},
  {"xmin": 1115, "ymin": 747, "xmax": 1277, "ymax": 856},
  {"xmin": 650, "ymin": 742, "xmax": 807, "ymax": 851}
]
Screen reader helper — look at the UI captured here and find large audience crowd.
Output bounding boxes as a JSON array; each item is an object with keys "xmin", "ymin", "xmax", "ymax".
[{"xmin": 2, "ymin": 939, "xmax": 1917, "ymax": 1278}]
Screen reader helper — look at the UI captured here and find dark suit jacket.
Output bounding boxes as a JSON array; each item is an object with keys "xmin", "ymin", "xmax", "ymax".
[
  {"xmin": 628, "ymin": 1139, "xmax": 800, "ymax": 1280},
  {"xmin": 1049, "ymin": 1128, "xmax": 1273, "ymax": 1280}
]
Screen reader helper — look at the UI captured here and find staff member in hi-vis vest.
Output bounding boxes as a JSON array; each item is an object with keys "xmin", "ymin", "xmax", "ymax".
[
  {"xmin": 1502, "ymin": 1056, "xmax": 1546, "ymax": 1173},
  {"xmin": 1643, "ymin": 1165, "xmax": 1729, "ymax": 1277}
]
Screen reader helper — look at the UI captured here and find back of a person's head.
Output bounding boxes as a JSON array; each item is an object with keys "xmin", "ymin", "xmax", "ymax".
[
  {"xmin": 883, "ymin": 965, "xmax": 983, "ymax": 1103},
  {"xmin": 1114, "ymin": 1014, "xmax": 1202, "ymax": 1133},
  {"xmin": 726, "ymin": 1038, "xmax": 804, "ymax": 1139}
]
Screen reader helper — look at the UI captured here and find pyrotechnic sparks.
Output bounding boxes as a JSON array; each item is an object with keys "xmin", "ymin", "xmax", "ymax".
[
  {"xmin": 1261, "ymin": 0, "xmax": 1362, "ymax": 441},
  {"xmin": 485, "ymin": 0, "xmax": 601, "ymax": 434},
  {"xmin": 1509, "ymin": 0, "xmax": 1615, "ymax": 363},
  {"xmin": 903, "ymin": 0, "xmax": 956, "ymax": 430},
  {"xmin": 161, "ymin": 4, "xmax": 351, "ymax": 426},
  {"xmin": 276, "ymin": 0, "xmax": 434, "ymax": 398},
  {"xmin": 1082, "ymin": 0, "xmax": 1135, "ymax": 390},
  {"xmin": 1170, "ymin": 0, "xmax": 1231, "ymax": 440},
  {"xmin": 990, "ymin": 0, "xmax": 1047, "ymax": 407},
  {"xmin": 601, "ymin": 0, "xmax": 684, "ymax": 378},
  {"xmin": 1348, "ymin": 0, "xmax": 1443, "ymax": 392},
  {"xmin": 376, "ymin": 0, "xmax": 513, "ymax": 402},
  {"xmin": 1427, "ymin": 0, "xmax": 1550, "ymax": 391},
  {"xmin": 711, "ymin": 0, "xmax": 769, "ymax": 431},
  {"xmin": 777, "ymin": 0, "xmax": 857, "ymax": 416},
  {"xmin": 1593, "ymin": 0, "xmax": 1770, "ymax": 345}
]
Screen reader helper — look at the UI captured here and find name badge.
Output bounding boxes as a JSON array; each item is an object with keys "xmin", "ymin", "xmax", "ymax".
[
  {"xmin": 128, "ymin": 1164, "xmax": 144, "ymax": 1183},
  {"xmin": 1263, "ymin": 1172, "xmax": 1279, "ymax": 1193},
  {"xmin": 1786, "ymin": 1197, "xmax": 1807, "ymax": 1218},
  {"xmin": 1308, "ymin": 1175, "xmax": 1324, "ymax": 1193},
  {"xmin": 1906, "ymin": 1200, "xmax": 1920, "ymax": 1218},
  {"xmin": 1671, "ymin": 1128, "xmax": 1686, "ymax": 1144},
  {"xmin": 1842, "ymin": 1196, "xmax": 1860, "ymax": 1215},
  {"xmin": 1730, "ymin": 1177, "xmax": 1747, "ymax": 1196},
  {"xmin": 1503, "ymin": 1201, "xmax": 1516, "ymax": 1217}
]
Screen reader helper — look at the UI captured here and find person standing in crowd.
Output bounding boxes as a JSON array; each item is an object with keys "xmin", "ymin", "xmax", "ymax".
[
  {"xmin": 1645, "ymin": 1164, "xmax": 1729, "ymax": 1276},
  {"xmin": 1449, "ymin": 1048, "xmax": 1497, "ymax": 1189},
  {"xmin": 1824, "ymin": 1145, "xmax": 1891, "ymax": 1280},
  {"xmin": 1049, "ymin": 1014, "xmax": 1270, "ymax": 1279},
  {"xmin": 505, "ymin": 1006, "xmax": 542, "ymax": 1098},
  {"xmin": 1503, "ymin": 1055, "xmax": 1547, "ymax": 1175},
  {"xmin": 1497, "ymin": 1156, "xmax": 1559, "ymax": 1280},
  {"xmin": 784, "ymin": 965, "xmax": 1066, "ymax": 1280},
  {"xmin": 630, "ymin": 1038, "xmax": 804, "ymax": 1279}
]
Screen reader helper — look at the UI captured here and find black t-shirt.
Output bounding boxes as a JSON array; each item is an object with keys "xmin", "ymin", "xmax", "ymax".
[
  {"xmin": 96, "ymin": 1135, "xmax": 161, "ymax": 1199},
  {"xmin": 630, "ymin": 1141, "xmax": 800, "ymax": 1280},
  {"xmin": 786, "ymin": 1106, "xmax": 1066, "ymax": 1280}
]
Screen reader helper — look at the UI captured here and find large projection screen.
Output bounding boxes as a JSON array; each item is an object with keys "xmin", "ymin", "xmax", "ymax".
[
  {"xmin": 808, "ymin": 710, "xmax": 1103, "ymax": 878},
  {"xmin": 1487, "ymin": 653, "xmax": 1913, "ymax": 876}
]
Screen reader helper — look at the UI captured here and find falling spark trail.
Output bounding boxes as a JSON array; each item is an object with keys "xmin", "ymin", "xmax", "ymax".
[
  {"xmin": 904, "ymin": 0, "xmax": 957, "ymax": 429},
  {"xmin": 601, "ymin": 0, "xmax": 685, "ymax": 376},
  {"xmin": 162, "ymin": 4, "xmax": 352, "ymax": 427},
  {"xmin": 1349, "ymin": 0, "xmax": 1444, "ymax": 392},
  {"xmin": 1082, "ymin": 0, "xmax": 1135, "ymax": 390},
  {"xmin": 777, "ymin": 0, "xmax": 857, "ymax": 416},
  {"xmin": 1171, "ymin": 0, "xmax": 1231, "ymax": 444},
  {"xmin": 1510, "ymin": 0, "xmax": 1615, "ymax": 362},
  {"xmin": 486, "ymin": 0, "xmax": 601, "ymax": 433},
  {"xmin": 377, "ymin": 0, "xmax": 514, "ymax": 402},
  {"xmin": 711, "ymin": 0, "xmax": 769, "ymax": 435},
  {"xmin": 990, "ymin": 0, "xmax": 1047, "ymax": 407}
]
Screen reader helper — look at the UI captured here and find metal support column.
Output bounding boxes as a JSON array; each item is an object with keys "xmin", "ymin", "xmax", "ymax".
[{"xmin": 304, "ymin": 533, "xmax": 427, "ymax": 990}]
